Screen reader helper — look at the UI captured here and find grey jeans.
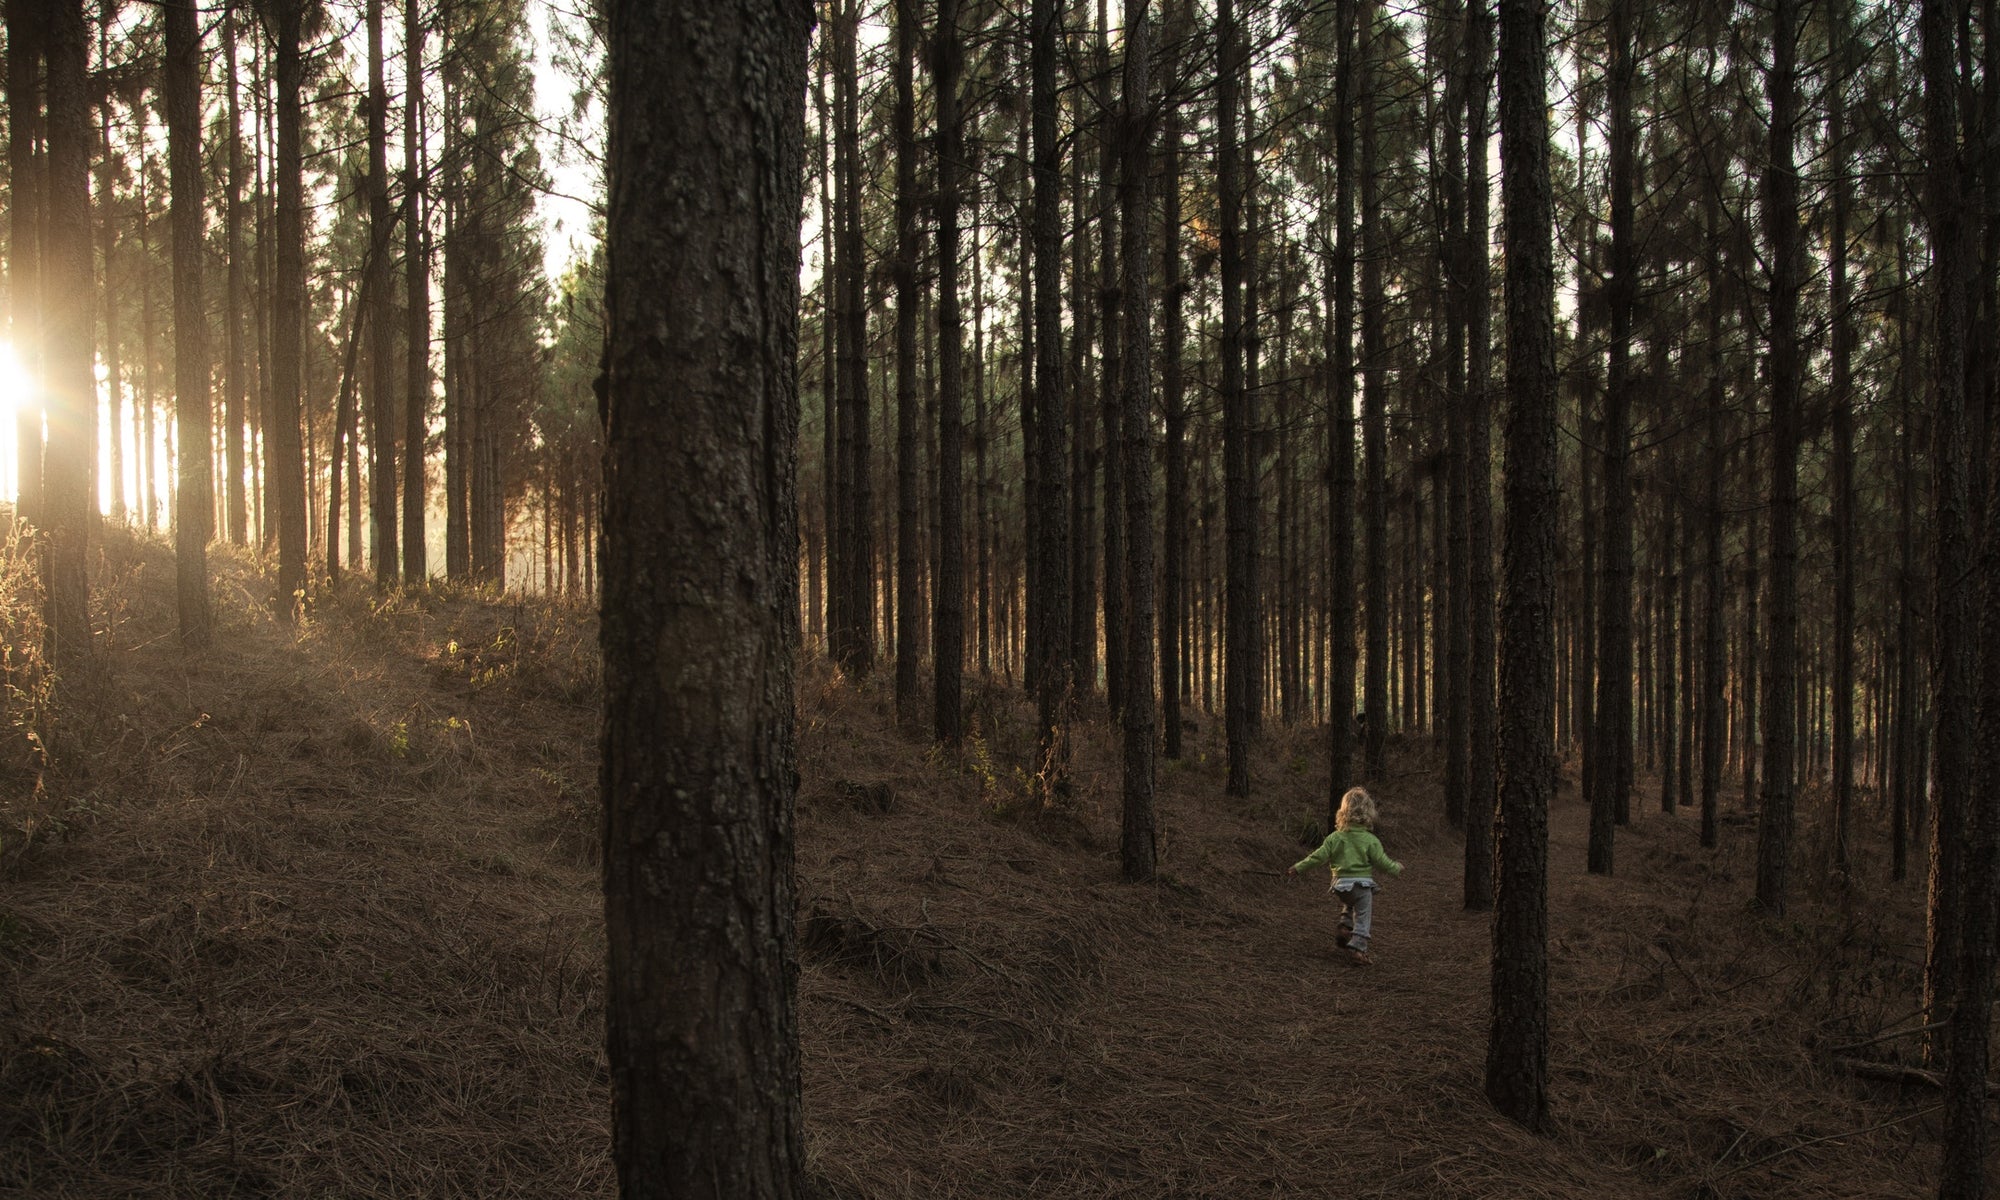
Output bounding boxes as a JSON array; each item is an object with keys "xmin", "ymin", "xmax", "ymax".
[{"xmin": 1333, "ymin": 880, "xmax": 1376, "ymax": 951}]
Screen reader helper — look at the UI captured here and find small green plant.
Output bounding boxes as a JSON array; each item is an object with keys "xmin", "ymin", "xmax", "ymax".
[{"xmin": 388, "ymin": 721, "xmax": 411, "ymax": 758}]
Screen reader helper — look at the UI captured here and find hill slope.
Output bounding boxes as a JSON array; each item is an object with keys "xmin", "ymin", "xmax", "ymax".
[{"xmin": 0, "ymin": 531, "xmax": 1961, "ymax": 1197}]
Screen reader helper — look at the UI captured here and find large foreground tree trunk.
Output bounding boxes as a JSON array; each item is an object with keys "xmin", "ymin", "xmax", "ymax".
[
  {"xmin": 600, "ymin": 0, "xmax": 812, "ymax": 1192},
  {"xmin": 1486, "ymin": 0, "xmax": 1555, "ymax": 1133}
]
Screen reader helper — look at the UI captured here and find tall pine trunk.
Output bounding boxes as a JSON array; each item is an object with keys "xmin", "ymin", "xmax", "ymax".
[
  {"xmin": 403, "ymin": 0, "xmax": 430, "ymax": 581},
  {"xmin": 893, "ymin": 0, "xmax": 921, "ymax": 721},
  {"xmin": 1031, "ymin": 0, "xmax": 1073, "ymax": 798},
  {"xmin": 166, "ymin": 0, "xmax": 212, "ymax": 646},
  {"xmin": 933, "ymin": 0, "xmax": 965, "ymax": 746},
  {"xmin": 1220, "ymin": 0, "xmax": 1255, "ymax": 796},
  {"xmin": 1118, "ymin": 0, "xmax": 1156, "ymax": 880},
  {"xmin": 367, "ymin": 0, "xmax": 398, "ymax": 584},
  {"xmin": 1754, "ymin": 0, "xmax": 1801, "ymax": 916},
  {"xmin": 271, "ymin": 0, "xmax": 310, "ymax": 617},
  {"xmin": 42, "ymin": 0, "xmax": 91, "ymax": 665},
  {"xmin": 1486, "ymin": 0, "xmax": 1555, "ymax": 1133},
  {"xmin": 1463, "ymin": 0, "xmax": 1495, "ymax": 911}
]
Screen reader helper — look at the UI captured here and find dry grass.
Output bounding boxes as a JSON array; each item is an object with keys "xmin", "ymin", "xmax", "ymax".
[{"xmin": 0, "ymin": 524, "xmax": 1981, "ymax": 1198}]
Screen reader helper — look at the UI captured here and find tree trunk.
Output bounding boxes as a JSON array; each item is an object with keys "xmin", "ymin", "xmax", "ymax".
[
  {"xmin": 1119, "ymin": 0, "xmax": 1156, "ymax": 881},
  {"xmin": 1463, "ymin": 0, "xmax": 1495, "ymax": 912},
  {"xmin": 223, "ymin": 4, "xmax": 249, "ymax": 547},
  {"xmin": 367, "ymin": 0, "xmax": 398, "ymax": 585},
  {"xmin": 1327, "ymin": 0, "xmax": 1358, "ymax": 823},
  {"xmin": 933, "ymin": 0, "xmax": 965, "ymax": 746},
  {"xmin": 1827, "ymin": 0, "xmax": 1854, "ymax": 878},
  {"xmin": 1161, "ymin": 44, "xmax": 1186, "ymax": 762},
  {"xmin": 1098, "ymin": 0, "xmax": 1125, "ymax": 717},
  {"xmin": 1590, "ymin": 0, "xmax": 1635, "ymax": 871},
  {"xmin": 403, "ymin": 0, "xmax": 430, "ymax": 581},
  {"xmin": 166, "ymin": 0, "xmax": 212, "ymax": 646},
  {"xmin": 1220, "ymin": 0, "xmax": 1255, "ymax": 796},
  {"xmin": 270, "ymin": 0, "xmax": 309, "ymax": 617},
  {"xmin": 601, "ymin": 0, "xmax": 811, "ymax": 1190},
  {"xmin": 1031, "ymin": 0, "xmax": 1073, "ymax": 798},
  {"xmin": 6, "ymin": 0, "xmax": 45, "ymax": 530},
  {"xmin": 1486, "ymin": 0, "xmax": 1555, "ymax": 1133},
  {"xmin": 41, "ymin": 0, "xmax": 91, "ymax": 665},
  {"xmin": 1754, "ymin": 0, "xmax": 1801, "ymax": 916},
  {"xmin": 893, "ymin": 0, "xmax": 921, "ymax": 721},
  {"xmin": 1360, "ymin": 0, "xmax": 1388, "ymax": 781}
]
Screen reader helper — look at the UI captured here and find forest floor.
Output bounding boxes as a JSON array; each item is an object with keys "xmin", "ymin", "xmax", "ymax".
[{"xmin": 0, "ymin": 527, "xmax": 1975, "ymax": 1198}]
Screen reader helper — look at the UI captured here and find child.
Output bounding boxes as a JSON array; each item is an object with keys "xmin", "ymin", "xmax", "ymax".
[{"xmin": 1287, "ymin": 786, "xmax": 1403, "ymax": 966}]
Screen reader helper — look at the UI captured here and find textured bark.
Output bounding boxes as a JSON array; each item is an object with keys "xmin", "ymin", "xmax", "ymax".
[
  {"xmin": 933, "ymin": 0, "xmax": 965, "ymax": 746},
  {"xmin": 1754, "ymin": 0, "xmax": 1801, "ymax": 916},
  {"xmin": 894, "ymin": 0, "xmax": 922, "ymax": 722},
  {"xmin": 367, "ymin": 0, "xmax": 398, "ymax": 584},
  {"xmin": 166, "ymin": 0, "xmax": 213, "ymax": 646},
  {"xmin": 1441, "ymin": 0, "xmax": 1468, "ymax": 831},
  {"xmin": 1220, "ymin": 0, "xmax": 1255, "ymax": 797},
  {"xmin": 1360, "ymin": 0, "xmax": 1388, "ymax": 781},
  {"xmin": 403, "ymin": 0, "xmax": 430, "ymax": 581},
  {"xmin": 833, "ymin": 0, "xmax": 874, "ymax": 677},
  {"xmin": 1827, "ymin": 0, "xmax": 1854, "ymax": 879},
  {"xmin": 1922, "ymin": 0, "xmax": 1980, "ymax": 1119},
  {"xmin": 224, "ymin": 5, "xmax": 249, "ymax": 547},
  {"xmin": 270, "ymin": 0, "xmax": 309, "ymax": 617},
  {"xmin": 600, "ymin": 0, "xmax": 811, "ymax": 1191},
  {"xmin": 1463, "ymin": 0, "xmax": 1494, "ymax": 913},
  {"xmin": 1098, "ymin": 0, "xmax": 1124, "ymax": 718},
  {"xmin": 41, "ymin": 0, "xmax": 91, "ymax": 665},
  {"xmin": 1327, "ymin": 0, "xmax": 1358, "ymax": 824},
  {"xmin": 97, "ymin": 60, "xmax": 124, "ymax": 527},
  {"xmin": 8, "ymin": 0, "xmax": 45, "ymax": 529},
  {"xmin": 1700, "ymin": 184, "xmax": 1725, "ymax": 851},
  {"xmin": 1161, "ymin": 60, "xmax": 1186, "ymax": 762},
  {"xmin": 1486, "ymin": 0, "xmax": 1554, "ymax": 1133},
  {"xmin": 1589, "ymin": 0, "xmax": 1635, "ymax": 872},
  {"xmin": 1119, "ymin": 0, "xmax": 1156, "ymax": 881},
  {"xmin": 1031, "ymin": 0, "xmax": 1073, "ymax": 798}
]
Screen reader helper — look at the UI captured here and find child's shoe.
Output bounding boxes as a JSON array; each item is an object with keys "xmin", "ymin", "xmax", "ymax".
[
  {"xmin": 1336, "ymin": 920, "xmax": 1354, "ymax": 948},
  {"xmin": 1345, "ymin": 948, "xmax": 1373, "ymax": 967}
]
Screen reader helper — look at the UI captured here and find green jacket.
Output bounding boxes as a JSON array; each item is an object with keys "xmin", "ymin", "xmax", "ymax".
[{"xmin": 1294, "ymin": 828, "xmax": 1402, "ymax": 882}]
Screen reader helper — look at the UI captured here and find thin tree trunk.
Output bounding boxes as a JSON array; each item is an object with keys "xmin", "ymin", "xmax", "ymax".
[
  {"xmin": 1220, "ymin": 0, "xmax": 1255, "ymax": 795},
  {"xmin": 1032, "ymin": 0, "xmax": 1073, "ymax": 798},
  {"xmin": 1463, "ymin": 0, "xmax": 1495, "ymax": 911},
  {"xmin": 1161, "ymin": 44, "xmax": 1186, "ymax": 762},
  {"xmin": 933, "ymin": 0, "xmax": 965, "ymax": 746},
  {"xmin": 1827, "ymin": 0, "xmax": 1855, "ymax": 878},
  {"xmin": 1755, "ymin": 0, "xmax": 1801, "ymax": 916},
  {"xmin": 7, "ymin": 0, "xmax": 46, "ymax": 529},
  {"xmin": 367, "ymin": 0, "xmax": 398, "ymax": 584},
  {"xmin": 166, "ymin": 0, "xmax": 213, "ymax": 645},
  {"xmin": 403, "ymin": 0, "xmax": 430, "ymax": 581},
  {"xmin": 893, "ymin": 0, "xmax": 922, "ymax": 721},
  {"xmin": 1360, "ymin": 0, "xmax": 1388, "ymax": 781},
  {"xmin": 41, "ymin": 0, "xmax": 91, "ymax": 665},
  {"xmin": 224, "ymin": 4, "xmax": 249, "ymax": 547},
  {"xmin": 1119, "ymin": 0, "xmax": 1156, "ymax": 880},
  {"xmin": 1327, "ymin": 0, "xmax": 1358, "ymax": 821},
  {"xmin": 271, "ymin": 0, "xmax": 309, "ymax": 617}
]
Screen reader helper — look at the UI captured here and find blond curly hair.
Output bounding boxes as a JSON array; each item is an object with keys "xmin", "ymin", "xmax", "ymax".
[{"xmin": 1335, "ymin": 786, "xmax": 1377, "ymax": 831}]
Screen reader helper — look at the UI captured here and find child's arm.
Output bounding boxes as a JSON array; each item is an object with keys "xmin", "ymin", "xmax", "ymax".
[
  {"xmin": 1290, "ymin": 834, "xmax": 1338, "ymax": 876},
  {"xmin": 1370, "ymin": 836, "xmax": 1403, "ymax": 877}
]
